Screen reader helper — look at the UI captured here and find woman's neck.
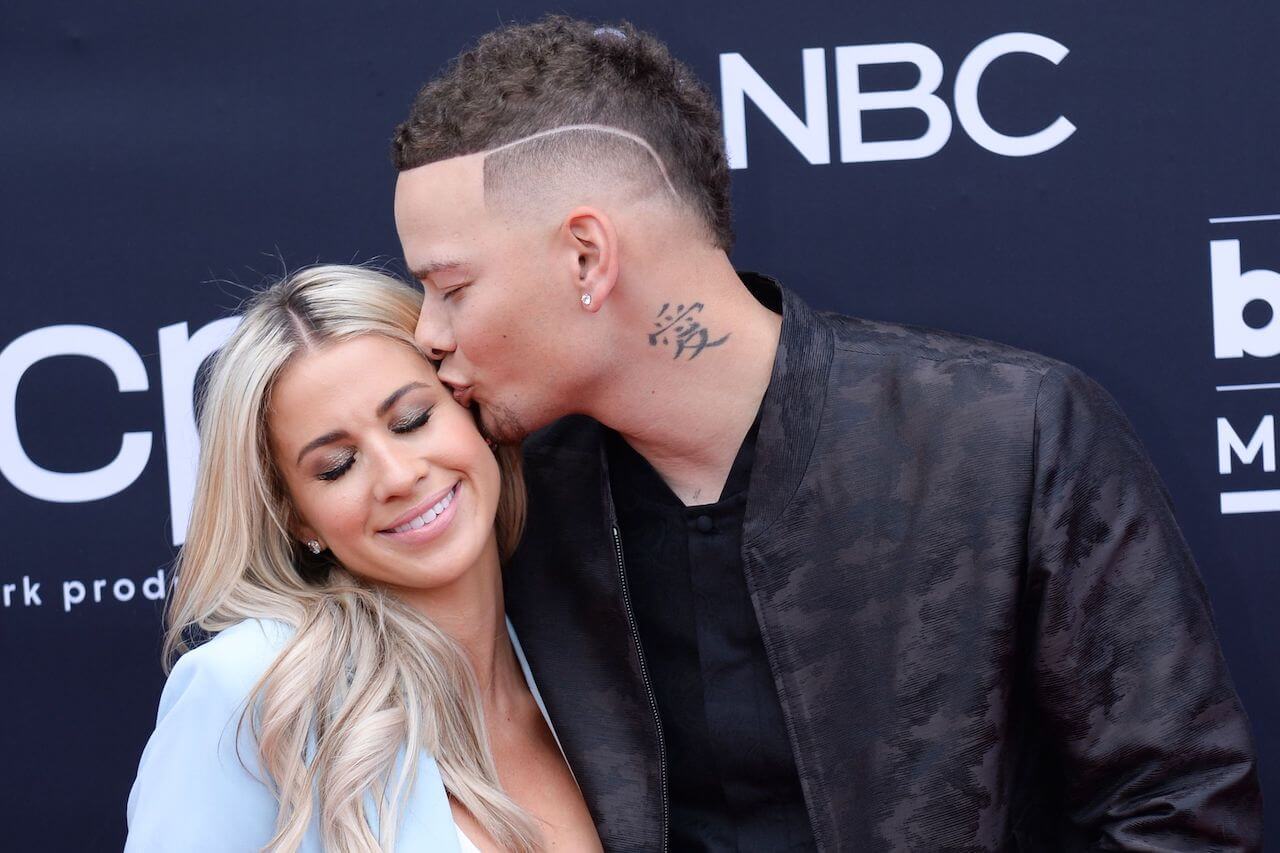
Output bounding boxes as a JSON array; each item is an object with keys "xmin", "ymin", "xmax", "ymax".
[{"xmin": 397, "ymin": 534, "xmax": 525, "ymax": 706}]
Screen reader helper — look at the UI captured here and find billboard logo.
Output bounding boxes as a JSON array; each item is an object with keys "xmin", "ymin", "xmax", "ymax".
[
  {"xmin": 1209, "ymin": 215, "xmax": 1280, "ymax": 514},
  {"xmin": 1211, "ymin": 239, "xmax": 1280, "ymax": 359}
]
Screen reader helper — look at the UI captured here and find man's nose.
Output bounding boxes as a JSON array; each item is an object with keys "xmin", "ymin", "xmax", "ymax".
[{"xmin": 415, "ymin": 309, "xmax": 456, "ymax": 361}]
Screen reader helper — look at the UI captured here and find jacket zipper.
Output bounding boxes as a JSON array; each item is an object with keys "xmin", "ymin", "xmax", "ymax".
[{"xmin": 612, "ymin": 524, "xmax": 669, "ymax": 852}]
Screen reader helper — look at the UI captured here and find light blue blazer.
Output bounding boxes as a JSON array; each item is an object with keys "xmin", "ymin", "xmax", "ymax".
[{"xmin": 125, "ymin": 618, "xmax": 559, "ymax": 852}]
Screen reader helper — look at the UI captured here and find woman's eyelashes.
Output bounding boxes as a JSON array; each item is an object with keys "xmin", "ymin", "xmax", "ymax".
[
  {"xmin": 315, "ymin": 407, "xmax": 434, "ymax": 482},
  {"xmin": 390, "ymin": 406, "xmax": 432, "ymax": 433},
  {"xmin": 318, "ymin": 453, "xmax": 355, "ymax": 482}
]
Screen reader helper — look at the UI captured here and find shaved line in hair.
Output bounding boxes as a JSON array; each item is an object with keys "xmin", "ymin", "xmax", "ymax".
[{"xmin": 481, "ymin": 123, "xmax": 681, "ymax": 202}]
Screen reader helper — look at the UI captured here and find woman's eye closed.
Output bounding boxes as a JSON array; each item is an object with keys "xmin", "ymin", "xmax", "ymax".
[
  {"xmin": 391, "ymin": 408, "xmax": 432, "ymax": 434},
  {"xmin": 312, "ymin": 408, "xmax": 431, "ymax": 481},
  {"xmin": 318, "ymin": 454, "xmax": 355, "ymax": 482}
]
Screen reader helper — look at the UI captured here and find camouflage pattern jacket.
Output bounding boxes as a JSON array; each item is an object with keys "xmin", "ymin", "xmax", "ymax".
[{"xmin": 504, "ymin": 274, "xmax": 1262, "ymax": 852}]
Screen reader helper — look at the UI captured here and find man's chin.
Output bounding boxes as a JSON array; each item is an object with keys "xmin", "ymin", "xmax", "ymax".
[{"xmin": 478, "ymin": 403, "xmax": 531, "ymax": 445}]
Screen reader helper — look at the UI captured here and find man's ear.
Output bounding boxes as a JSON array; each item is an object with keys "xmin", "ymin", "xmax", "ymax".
[{"xmin": 563, "ymin": 206, "xmax": 618, "ymax": 313}]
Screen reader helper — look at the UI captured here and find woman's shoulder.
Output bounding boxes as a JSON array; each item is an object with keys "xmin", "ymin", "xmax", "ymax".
[
  {"xmin": 184, "ymin": 616, "xmax": 295, "ymax": 664},
  {"xmin": 166, "ymin": 618, "xmax": 294, "ymax": 702},
  {"xmin": 129, "ymin": 618, "xmax": 462, "ymax": 852},
  {"xmin": 127, "ymin": 619, "xmax": 298, "ymax": 850}
]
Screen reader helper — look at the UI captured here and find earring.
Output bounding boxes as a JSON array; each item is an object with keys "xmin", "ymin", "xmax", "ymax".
[
  {"xmin": 306, "ymin": 539, "xmax": 322, "ymax": 555},
  {"xmin": 580, "ymin": 293, "xmax": 592, "ymax": 307}
]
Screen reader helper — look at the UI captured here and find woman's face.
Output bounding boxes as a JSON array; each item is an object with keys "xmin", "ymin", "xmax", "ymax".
[{"xmin": 267, "ymin": 334, "xmax": 501, "ymax": 595}]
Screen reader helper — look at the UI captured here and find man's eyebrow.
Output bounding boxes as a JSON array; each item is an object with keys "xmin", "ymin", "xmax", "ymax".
[
  {"xmin": 409, "ymin": 260, "xmax": 464, "ymax": 281},
  {"xmin": 376, "ymin": 381, "xmax": 430, "ymax": 417},
  {"xmin": 296, "ymin": 430, "xmax": 347, "ymax": 466}
]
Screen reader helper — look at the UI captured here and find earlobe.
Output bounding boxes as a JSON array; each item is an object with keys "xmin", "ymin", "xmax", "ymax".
[
  {"xmin": 565, "ymin": 207, "xmax": 619, "ymax": 312},
  {"xmin": 290, "ymin": 523, "xmax": 323, "ymax": 555},
  {"xmin": 290, "ymin": 518, "xmax": 320, "ymax": 551}
]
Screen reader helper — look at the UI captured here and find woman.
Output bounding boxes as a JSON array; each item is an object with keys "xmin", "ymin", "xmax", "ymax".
[{"xmin": 125, "ymin": 266, "xmax": 601, "ymax": 852}]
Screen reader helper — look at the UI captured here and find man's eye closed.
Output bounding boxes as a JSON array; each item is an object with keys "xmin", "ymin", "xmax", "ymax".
[{"xmin": 441, "ymin": 282, "xmax": 469, "ymax": 301}]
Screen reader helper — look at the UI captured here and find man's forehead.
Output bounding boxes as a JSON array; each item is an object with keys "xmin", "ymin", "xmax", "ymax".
[
  {"xmin": 395, "ymin": 152, "xmax": 486, "ymax": 215},
  {"xmin": 394, "ymin": 154, "xmax": 488, "ymax": 273}
]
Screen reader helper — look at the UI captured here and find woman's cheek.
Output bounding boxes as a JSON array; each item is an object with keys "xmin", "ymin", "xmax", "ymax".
[{"xmin": 321, "ymin": 484, "xmax": 369, "ymax": 544}]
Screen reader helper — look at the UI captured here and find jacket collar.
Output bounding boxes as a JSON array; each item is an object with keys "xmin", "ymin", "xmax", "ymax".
[
  {"xmin": 505, "ymin": 273, "xmax": 835, "ymax": 848},
  {"xmin": 738, "ymin": 272, "xmax": 835, "ymax": 545}
]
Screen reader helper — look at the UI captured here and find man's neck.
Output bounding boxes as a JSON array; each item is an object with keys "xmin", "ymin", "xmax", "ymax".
[{"xmin": 594, "ymin": 255, "xmax": 782, "ymax": 505}]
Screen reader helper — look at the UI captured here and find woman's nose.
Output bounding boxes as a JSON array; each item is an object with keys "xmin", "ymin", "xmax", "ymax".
[{"xmin": 370, "ymin": 444, "xmax": 426, "ymax": 504}]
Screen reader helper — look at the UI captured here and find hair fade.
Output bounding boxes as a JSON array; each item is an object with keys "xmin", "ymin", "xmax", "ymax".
[{"xmin": 392, "ymin": 15, "xmax": 734, "ymax": 250}]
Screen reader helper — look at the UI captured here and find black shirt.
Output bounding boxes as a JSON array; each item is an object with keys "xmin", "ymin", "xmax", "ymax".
[{"xmin": 607, "ymin": 415, "xmax": 816, "ymax": 852}]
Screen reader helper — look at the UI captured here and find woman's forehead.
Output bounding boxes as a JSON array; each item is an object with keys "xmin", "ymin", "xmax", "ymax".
[{"xmin": 270, "ymin": 337, "xmax": 440, "ymax": 426}]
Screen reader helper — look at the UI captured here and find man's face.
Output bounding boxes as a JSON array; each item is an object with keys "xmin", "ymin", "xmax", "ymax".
[{"xmin": 394, "ymin": 154, "xmax": 579, "ymax": 443}]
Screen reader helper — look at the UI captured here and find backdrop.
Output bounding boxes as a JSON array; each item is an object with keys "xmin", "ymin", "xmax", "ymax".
[{"xmin": 2, "ymin": 1, "xmax": 1277, "ymax": 848}]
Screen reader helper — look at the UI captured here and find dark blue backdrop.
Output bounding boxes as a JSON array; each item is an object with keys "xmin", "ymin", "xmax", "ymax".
[{"xmin": 2, "ymin": 2, "xmax": 1276, "ymax": 848}]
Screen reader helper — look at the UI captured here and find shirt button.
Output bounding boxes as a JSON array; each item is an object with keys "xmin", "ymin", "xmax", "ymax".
[{"xmin": 695, "ymin": 515, "xmax": 714, "ymax": 533}]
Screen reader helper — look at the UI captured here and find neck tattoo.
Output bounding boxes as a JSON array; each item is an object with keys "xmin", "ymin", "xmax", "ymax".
[{"xmin": 649, "ymin": 301, "xmax": 731, "ymax": 361}]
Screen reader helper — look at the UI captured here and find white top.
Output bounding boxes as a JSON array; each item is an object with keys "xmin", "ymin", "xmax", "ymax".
[
  {"xmin": 456, "ymin": 824, "xmax": 483, "ymax": 852},
  {"xmin": 126, "ymin": 617, "xmax": 564, "ymax": 852}
]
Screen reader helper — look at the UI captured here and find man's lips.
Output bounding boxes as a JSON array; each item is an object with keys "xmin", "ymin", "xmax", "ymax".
[
  {"xmin": 451, "ymin": 385, "xmax": 474, "ymax": 407},
  {"xmin": 378, "ymin": 482, "xmax": 458, "ymax": 531}
]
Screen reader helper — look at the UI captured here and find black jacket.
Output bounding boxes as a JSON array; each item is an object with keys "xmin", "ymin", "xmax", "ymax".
[{"xmin": 504, "ymin": 274, "xmax": 1262, "ymax": 851}]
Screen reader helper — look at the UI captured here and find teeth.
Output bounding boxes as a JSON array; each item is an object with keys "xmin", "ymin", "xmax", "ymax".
[{"xmin": 391, "ymin": 486, "xmax": 456, "ymax": 534}]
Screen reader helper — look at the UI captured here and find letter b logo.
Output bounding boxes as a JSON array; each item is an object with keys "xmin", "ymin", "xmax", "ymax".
[{"xmin": 1212, "ymin": 239, "xmax": 1280, "ymax": 359}]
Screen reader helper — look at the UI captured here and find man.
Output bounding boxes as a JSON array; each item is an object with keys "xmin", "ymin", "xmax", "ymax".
[{"xmin": 391, "ymin": 17, "xmax": 1262, "ymax": 851}]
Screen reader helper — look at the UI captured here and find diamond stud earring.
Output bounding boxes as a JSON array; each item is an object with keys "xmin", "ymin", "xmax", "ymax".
[
  {"xmin": 581, "ymin": 293, "xmax": 592, "ymax": 307},
  {"xmin": 306, "ymin": 539, "xmax": 322, "ymax": 555}
]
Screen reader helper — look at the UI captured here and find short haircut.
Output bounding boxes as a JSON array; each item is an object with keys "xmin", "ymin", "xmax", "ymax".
[{"xmin": 391, "ymin": 16, "xmax": 734, "ymax": 250}]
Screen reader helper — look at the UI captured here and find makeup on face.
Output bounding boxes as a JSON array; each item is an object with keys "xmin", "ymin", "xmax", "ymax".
[
  {"xmin": 269, "ymin": 335, "xmax": 502, "ymax": 593},
  {"xmin": 295, "ymin": 381, "xmax": 434, "ymax": 479}
]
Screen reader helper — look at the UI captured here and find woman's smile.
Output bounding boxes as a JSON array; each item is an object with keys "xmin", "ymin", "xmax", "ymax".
[{"xmin": 379, "ymin": 481, "xmax": 462, "ymax": 545}]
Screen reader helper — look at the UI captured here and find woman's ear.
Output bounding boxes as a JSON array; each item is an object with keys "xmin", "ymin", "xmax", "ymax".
[
  {"xmin": 563, "ymin": 206, "xmax": 619, "ymax": 313},
  {"xmin": 288, "ymin": 508, "xmax": 321, "ymax": 552},
  {"xmin": 295, "ymin": 531, "xmax": 323, "ymax": 553}
]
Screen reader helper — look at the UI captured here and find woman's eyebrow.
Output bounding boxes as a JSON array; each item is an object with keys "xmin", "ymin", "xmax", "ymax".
[{"xmin": 376, "ymin": 381, "xmax": 430, "ymax": 417}]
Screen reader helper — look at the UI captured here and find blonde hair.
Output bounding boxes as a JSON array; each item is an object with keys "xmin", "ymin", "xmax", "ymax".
[{"xmin": 164, "ymin": 265, "xmax": 537, "ymax": 852}]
